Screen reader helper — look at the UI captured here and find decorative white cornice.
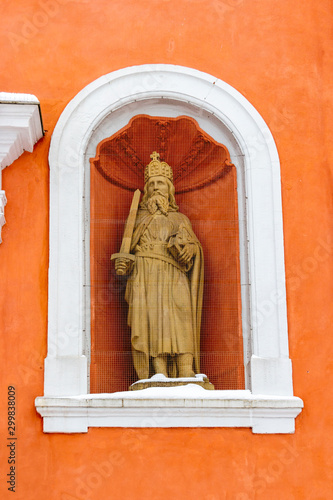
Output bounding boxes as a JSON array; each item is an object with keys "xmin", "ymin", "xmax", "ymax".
[
  {"xmin": 0, "ymin": 92, "xmax": 44, "ymax": 242},
  {"xmin": 0, "ymin": 190, "xmax": 7, "ymax": 243},
  {"xmin": 0, "ymin": 92, "xmax": 44, "ymax": 170}
]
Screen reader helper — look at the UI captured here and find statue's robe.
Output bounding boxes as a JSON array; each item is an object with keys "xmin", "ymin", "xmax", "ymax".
[{"xmin": 125, "ymin": 208, "xmax": 204, "ymax": 380}]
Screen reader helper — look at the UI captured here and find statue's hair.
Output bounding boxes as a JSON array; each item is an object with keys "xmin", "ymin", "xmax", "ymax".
[{"xmin": 140, "ymin": 177, "xmax": 179, "ymax": 212}]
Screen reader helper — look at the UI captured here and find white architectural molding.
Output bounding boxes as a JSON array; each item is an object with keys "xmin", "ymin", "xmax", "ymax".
[
  {"xmin": 35, "ymin": 389, "xmax": 303, "ymax": 434},
  {"xmin": 0, "ymin": 190, "xmax": 7, "ymax": 243},
  {"xmin": 36, "ymin": 64, "xmax": 303, "ymax": 433},
  {"xmin": 0, "ymin": 92, "xmax": 44, "ymax": 241}
]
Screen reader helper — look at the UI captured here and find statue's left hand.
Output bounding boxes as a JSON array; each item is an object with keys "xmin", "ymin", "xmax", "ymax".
[{"xmin": 178, "ymin": 243, "xmax": 196, "ymax": 265}]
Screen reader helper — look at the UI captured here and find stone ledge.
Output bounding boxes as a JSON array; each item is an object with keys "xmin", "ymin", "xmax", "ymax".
[{"xmin": 35, "ymin": 389, "xmax": 303, "ymax": 434}]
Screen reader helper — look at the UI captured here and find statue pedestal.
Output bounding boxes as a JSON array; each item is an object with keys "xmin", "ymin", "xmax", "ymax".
[{"xmin": 129, "ymin": 373, "xmax": 214, "ymax": 391}]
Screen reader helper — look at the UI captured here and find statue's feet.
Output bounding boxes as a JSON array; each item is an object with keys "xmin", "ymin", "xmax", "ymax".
[
  {"xmin": 177, "ymin": 353, "xmax": 195, "ymax": 378},
  {"xmin": 152, "ymin": 355, "xmax": 168, "ymax": 377}
]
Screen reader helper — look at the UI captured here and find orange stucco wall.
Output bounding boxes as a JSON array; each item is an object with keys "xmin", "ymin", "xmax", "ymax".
[{"xmin": 0, "ymin": 1, "xmax": 332, "ymax": 499}]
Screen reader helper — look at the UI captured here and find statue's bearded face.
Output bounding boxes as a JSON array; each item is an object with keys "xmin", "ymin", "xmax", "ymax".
[
  {"xmin": 146, "ymin": 175, "xmax": 170, "ymax": 215},
  {"xmin": 146, "ymin": 176, "xmax": 169, "ymax": 199}
]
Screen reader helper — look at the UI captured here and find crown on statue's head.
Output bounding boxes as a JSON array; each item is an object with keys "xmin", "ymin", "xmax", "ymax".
[{"xmin": 144, "ymin": 152, "xmax": 173, "ymax": 183}]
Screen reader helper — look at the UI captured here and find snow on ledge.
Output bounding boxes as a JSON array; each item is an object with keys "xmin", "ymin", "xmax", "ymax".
[
  {"xmin": 0, "ymin": 92, "xmax": 40, "ymax": 105},
  {"xmin": 54, "ymin": 386, "xmax": 301, "ymax": 402}
]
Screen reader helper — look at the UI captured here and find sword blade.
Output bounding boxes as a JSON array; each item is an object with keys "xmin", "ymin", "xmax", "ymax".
[{"xmin": 119, "ymin": 189, "xmax": 141, "ymax": 254}]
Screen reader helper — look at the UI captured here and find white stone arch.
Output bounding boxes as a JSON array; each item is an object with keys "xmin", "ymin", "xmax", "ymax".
[{"xmin": 36, "ymin": 65, "xmax": 303, "ymax": 433}]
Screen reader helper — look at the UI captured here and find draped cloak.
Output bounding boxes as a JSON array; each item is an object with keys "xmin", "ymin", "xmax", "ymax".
[{"xmin": 125, "ymin": 208, "xmax": 204, "ymax": 380}]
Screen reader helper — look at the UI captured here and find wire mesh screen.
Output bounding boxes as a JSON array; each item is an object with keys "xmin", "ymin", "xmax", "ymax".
[{"xmin": 90, "ymin": 116, "xmax": 245, "ymax": 393}]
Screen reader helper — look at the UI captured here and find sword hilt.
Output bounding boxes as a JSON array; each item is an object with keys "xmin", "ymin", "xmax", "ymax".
[
  {"xmin": 110, "ymin": 252, "xmax": 135, "ymax": 261},
  {"xmin": 111, "ymin": 253, "xmax": 136, "ymax": 275}
]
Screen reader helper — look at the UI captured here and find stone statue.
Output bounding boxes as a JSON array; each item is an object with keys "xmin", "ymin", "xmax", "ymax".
[{"xmin": 113, "ymin": 152, "xmax": 204, "ymax": 381}]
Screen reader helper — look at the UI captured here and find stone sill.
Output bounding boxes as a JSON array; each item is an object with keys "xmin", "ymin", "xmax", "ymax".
[{"xmin": 35, "ymin": 389, "xmax": 303, "ymax": 434}]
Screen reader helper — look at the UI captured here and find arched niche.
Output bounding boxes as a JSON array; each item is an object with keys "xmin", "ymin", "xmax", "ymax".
[
  {"xmin": 35, "ymin": 65, "xmax": 303, "ymax": 434},
  {"xmin": 89, "ymin": 114, "xmax": 243, "ymax": 392}
]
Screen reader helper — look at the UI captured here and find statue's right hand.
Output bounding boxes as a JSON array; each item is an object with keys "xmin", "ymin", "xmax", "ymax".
[{"xmin": 115, "ymin": 257, "xmax": 134, "ymax": 276}]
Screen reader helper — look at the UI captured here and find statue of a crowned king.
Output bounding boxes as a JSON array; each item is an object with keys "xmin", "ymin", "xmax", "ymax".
[{"xmin": 113, "ymin": 152, "xmax": 210, "ymax": 388}]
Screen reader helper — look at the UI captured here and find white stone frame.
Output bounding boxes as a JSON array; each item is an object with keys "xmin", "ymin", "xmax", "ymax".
[{"xmin": 35, "ymin": 65, "xmax": 303, "ymax": 433}]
